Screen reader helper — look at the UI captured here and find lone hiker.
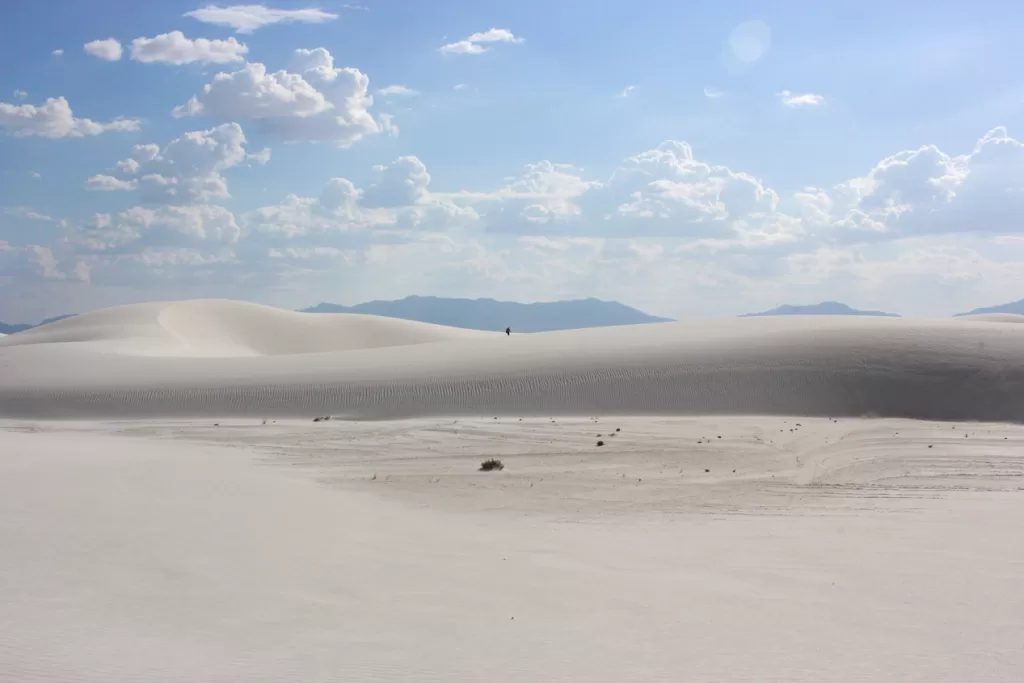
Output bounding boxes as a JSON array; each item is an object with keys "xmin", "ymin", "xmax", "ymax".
[{"xmin": 505, "ymin": 327, "xmax": 511, "ymax": 336}]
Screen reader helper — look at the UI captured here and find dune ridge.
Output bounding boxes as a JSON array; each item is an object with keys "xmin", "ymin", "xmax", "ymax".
[{"xmin": 2, "ymin": 299, "xmax": 1024, "ymax": 421}]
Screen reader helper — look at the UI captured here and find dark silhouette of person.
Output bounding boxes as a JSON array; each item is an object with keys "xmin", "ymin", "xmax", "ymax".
[{"xmin": 505, "ymin": 327, "xmax": 511, "ymax": 336}]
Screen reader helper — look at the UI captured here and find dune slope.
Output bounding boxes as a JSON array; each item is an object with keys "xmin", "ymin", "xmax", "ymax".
[{"xmin": 2, "ymin": 300, "xmax": 1024, "ymax": 421}]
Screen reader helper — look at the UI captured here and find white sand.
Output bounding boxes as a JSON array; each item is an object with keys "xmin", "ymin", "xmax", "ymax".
[
  {"xmin": 3, "ymin": 300, "xmax": 1024, "ymax": 680},
  {"xmin": 1, "ymin": 416, "xmax": 1023, "ymax": 681},
  {"xmin": 3, "ymin": 299, "xmax": 1024, "ymax": 420}
]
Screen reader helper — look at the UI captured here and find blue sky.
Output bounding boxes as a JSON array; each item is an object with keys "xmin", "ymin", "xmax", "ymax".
[{"xmin": 3, "ymin": 1, "xmax": 1024, "ymax": 322}]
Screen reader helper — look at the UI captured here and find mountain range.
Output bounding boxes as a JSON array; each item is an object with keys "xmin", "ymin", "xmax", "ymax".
[
  {"xmin": 740, "ymin": 302, "xmax": 901, "ymax": 317},
  {"xmin": 7, "ymin": 296, "xmax": 1024, "ymax": 336},
  {"xmin": 302, "ymin": 296, "xmax": 671, "ymax": 332},
  {"xmin": 953, "ymin": 298, "xmax": 1024, "ymax": 317}
]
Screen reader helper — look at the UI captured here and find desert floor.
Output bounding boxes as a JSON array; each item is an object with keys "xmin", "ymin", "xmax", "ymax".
[{"xmin": 2, "ymin": 415, "xmax": 1022, "ymax": 682}]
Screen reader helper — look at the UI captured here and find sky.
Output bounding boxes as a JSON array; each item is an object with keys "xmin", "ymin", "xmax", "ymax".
[{"xmin": 3, "ymin": 0, "xmax": 1024, "ymax": 322}]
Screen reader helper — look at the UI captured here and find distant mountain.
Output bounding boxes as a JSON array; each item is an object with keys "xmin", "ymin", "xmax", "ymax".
[
  {"xmin": 954, "ymin": 298, "xmax": 1024, "ymax": 317},
  {"xmin": 0, "ymin": 314, "xmax": 75, "ymax": 335},
  {"xmin": 740, "ymin": 301, "xmax": 900, "ymax": 318},
  {"xmin": 302, "ymin": 296, "xmax": 671, "ymax": 332}
]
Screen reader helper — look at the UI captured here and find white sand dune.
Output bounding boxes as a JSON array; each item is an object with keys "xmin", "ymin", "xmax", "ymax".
[
  {"xmin": 5, "ymin": 300, "xmax": 1024, "ymax": 680},
  {"xmin": 3, "ymin": 298, "xmax": 1024, "ymax": 421}
]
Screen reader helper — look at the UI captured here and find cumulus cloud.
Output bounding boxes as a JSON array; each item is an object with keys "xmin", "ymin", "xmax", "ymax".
[
  {"xmin": 15, "ymin": 124, "xmax": 1024, "ymax": 319},
  {"xmin": 172, "ymin": 48, "xmax": 384, "ymax": 146},
  {"xmin": 12, "ymin": 90, "xmax": 27, "ymax": 100},
  {"xmin": 246, "ymin": 155, "xmax": 477, "ymax": 238},
  {"xmin": 377, "ymin": 85, "xmax": 419, "ymax": 97},
  {"xmin": 75, "ymin": 205, "xmax": 240, "ymax": 252},
  {"xmin": 130, "ymin": 31, "xmax": 248, "ymax": 65},
  {"xmin": 3, "ymin": 207, "xmax": 54, "ymax": 221},
  {"xmin": 0, "ymin": 96, "xmax": 139, "ymax": 138},
  {"xmin": 450, "ymin": 141, "xmax": 781, "ymax": 240},
  {"xmin": 84, "ymin": 123, "xmax": 256, "ymax": 203},
  {"xmin": 184, "ymin": 4, "xmax": 338, "ymax": 33},
  {"xmin": 83, "ymin": 38, "xmax": 123, "ymax": 61},
  {"xmin": 0, "ymin": 241, "xmax": 67, "ymax": 280},
  {"xmin": 777, "ymin": 90, "xmax": 825, "ymax": 107},
  {"xmin": 439, "ymin": 28, "xmax": 524, "ymax": 55},
  {"xmin": 810, "ymin": 127, "xmax": 1024, "ymax": 242},
  {"xmin": 51, "ymin": 49, "xmax": 64, "ymax": 57}
]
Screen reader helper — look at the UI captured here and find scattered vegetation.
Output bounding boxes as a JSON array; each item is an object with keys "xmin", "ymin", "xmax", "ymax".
[
  {"xmin": 479, "ymin": 458, "xmax": 505, "ymax": 472},
  {"xmin": 597, "ymin": 440, "xmax": 605, "ymax": 447},
  {"xmin": 615, "ymin": 428, "xmax": 621, "ymax": 432},
  {"xmin": 313, "ymin": 416, "xmax": 331, "ymax": 422}
]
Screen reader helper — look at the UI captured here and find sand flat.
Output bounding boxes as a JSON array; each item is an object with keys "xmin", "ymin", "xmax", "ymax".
[{"xmin": 1, "ymin": 417, "xmax": 1023, "ymax": 682}]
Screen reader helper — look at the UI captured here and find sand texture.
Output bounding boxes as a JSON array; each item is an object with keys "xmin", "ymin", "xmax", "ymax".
[
  {"xmin": 3, "ymin": 299, "xmax": 1024, "ymax": 421},
  {"xmin": 1, "ymin": 416, "xmax": 1023, "ymax": 681}
]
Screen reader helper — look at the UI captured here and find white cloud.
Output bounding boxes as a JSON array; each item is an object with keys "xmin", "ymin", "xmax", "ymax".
[
  {"xmin": 619, "ymin": 85, "xmax": 635, "ymax": 98},
  {"xmin": 377, "ymin": 85, "xmax": 419, "ymax": 97},
  {"xmin": 810, "ymin": 127, "xmax": 1024, "ymax": 242},
  {"xmin": 0, "ymin": 242, "xmax": 68, "ymax": 280},
  {"xmin": 247, "ymin": 155, "xmax": 478, "ymax": 238},
  {"xmin": 439, "ymin": 28, "xmax": 524, "ymax": 55},
  {"xmin": 12, "ymin": 90, "xmax": 27, "ymax": 100},
  {"xmin": 29, "ymin": 171, "xmax": 41, "ymax": 179},
  {"xmin": 452, "ymin": 141, "xmax": 781, "ymax": 239},
  {"xmin": 247, "ymin": 147, "xmax": 272, "ymax": 165},
  {"xmin": 85, "ymin": 175, "xmax": 139, "ymax": 192},
  {"xmin": 703, "ymin": 87, "xmax": 725, "ymax": 99},
  {"xmin": 172, "ymin": 48, "xmax": 384, "ymax": 146},
  {"xmin": 75, "ymin": 205, "xmax": 240, "ymax": 252},
  {"xmin": 83, "ymin": 38, "xmax": 123, "ymax": 61},
  {"xmin": 0, "ymin": 96, "xmax": 139, "ymax": 138},
  {"xmin": 130, "ymin": 31, "xmax": 248, "ymax": 65},
  {"xmin": 51, "ymin": 49, "xmax": 64, "ymax": 57},
  {"xmin": 777, "ymin": 90, "xmax": 825, "ymax": 107},
  {"xmin": 454, "ymin": 83, "xmax": 468, "ymax": 91},
  {"xmin": 84, "ymin": 123, "xmax": 255, "ymax": 203},
  {"xmin": 15, "ymin": 125, "xmax": 1024, "ymax": 320},
  {"xmin": 4, "ymin": 206, "xmax": 54, "ymax": 221},
  {"xmin": 184, "ymin": 4, "xmax": 338, "ymax": 33}
]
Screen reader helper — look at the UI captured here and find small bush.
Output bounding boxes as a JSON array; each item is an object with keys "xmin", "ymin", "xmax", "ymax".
[
  {"xmin": 480, "ymin": 458, "xmax": 504, "ymax": 472},
  {"xmin": 596, "ymin": 440, "xmax": 605, "ymax": 447}
]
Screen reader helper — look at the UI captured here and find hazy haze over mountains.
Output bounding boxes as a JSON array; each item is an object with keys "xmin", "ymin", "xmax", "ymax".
[
  {"xmin": 954, "ymin": 298, "xmax": 1024, "ymax": 317},
  {"xmin": 740, "ymin": 302, "xmax": 901, "ymax": 318},
  {"xmin": 302, "ymin": 296, "xmax": 671, "ymax": 332}
]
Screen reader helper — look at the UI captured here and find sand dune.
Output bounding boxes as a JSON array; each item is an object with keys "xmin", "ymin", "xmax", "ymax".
[
  {"xmin": 3, "ymin": 299, "xmax": 1024, "ymax": 421},
  {"xmin": 0, "ymin": 299, "xmax": 493, "ymax": 357}
]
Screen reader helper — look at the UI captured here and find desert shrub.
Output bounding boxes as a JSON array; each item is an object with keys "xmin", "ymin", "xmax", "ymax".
[
  {"xmin": 480, "ymin": 458, "xmax": 504, "ymax": 472},
  {"xmin": 596, "ymin": 440, "xmax": 605, "ymax": 447}
]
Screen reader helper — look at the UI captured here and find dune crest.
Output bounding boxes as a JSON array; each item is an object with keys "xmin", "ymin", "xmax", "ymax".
[
  {"xmin": 0, "ymin": 299, "xmax": 494, "ymax": 357},
  {"xmin": 3, "ymin": 299, "xmax": 1024, "ymax": 421}
]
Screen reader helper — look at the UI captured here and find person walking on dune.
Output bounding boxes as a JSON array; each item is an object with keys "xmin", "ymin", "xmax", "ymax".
[{"xmin": 505, "ymin": 327, "xmax": 511, "ymax": 337}]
